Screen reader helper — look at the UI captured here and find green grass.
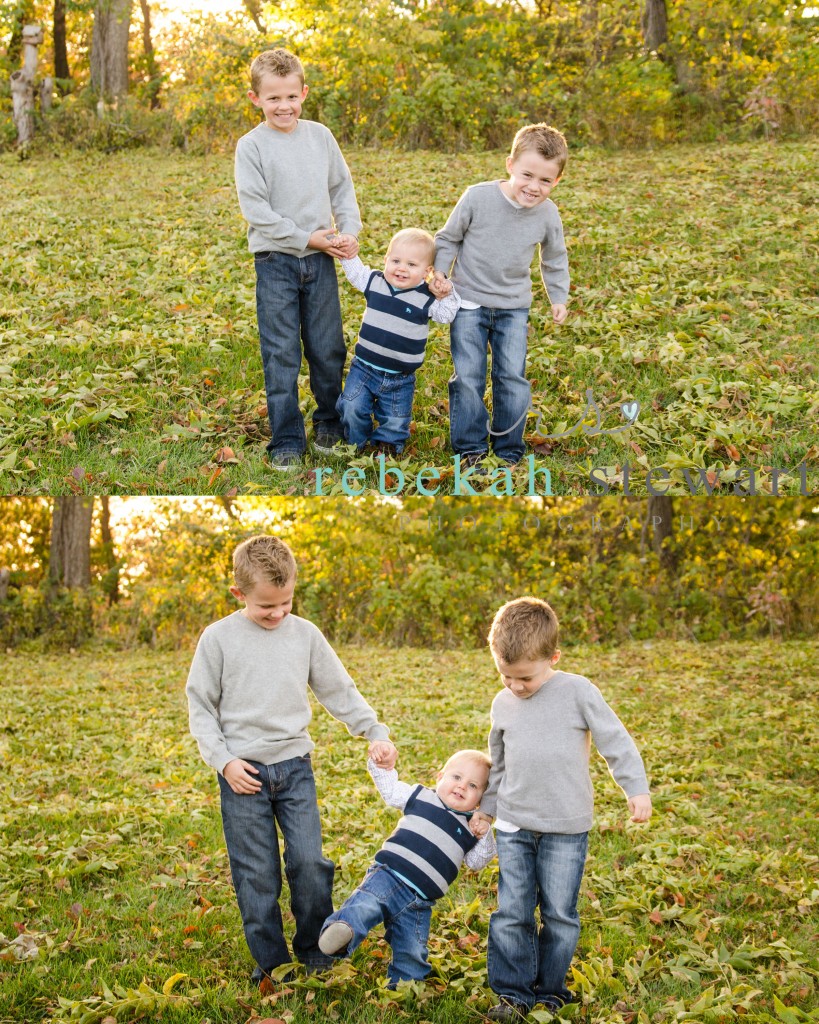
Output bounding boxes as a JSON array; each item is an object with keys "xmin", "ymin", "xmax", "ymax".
[
  {"xmin": 1, "ymin": 139, "xmax": 818, "ymax": 496},
  {"xmin": 1, "ymin": 641, "xmax": 817, "ymax": 1023}
]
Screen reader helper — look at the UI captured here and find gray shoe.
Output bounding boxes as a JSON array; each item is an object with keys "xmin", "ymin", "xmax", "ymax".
[
  {"xmin": 318, "ymin": 921, "xmax": 353, "ymax": 955},
  {"xmin": 268, "ymin": 451, "xmax": 302, "ymax": 471}
]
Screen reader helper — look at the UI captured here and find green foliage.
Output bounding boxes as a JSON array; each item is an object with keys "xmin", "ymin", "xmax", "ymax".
[
  {"xmin": 0, "ymin": 641, "xmax": 817, "ymax": 1023},
  {"xmin": 3, "ymin": 496, "xmax": 815, "ymax": 652}
]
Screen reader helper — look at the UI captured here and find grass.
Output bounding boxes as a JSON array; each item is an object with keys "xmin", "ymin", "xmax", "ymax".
[
  {"xmin": 1, "ymin": 138, "xmax": 817, "ymax": 495},
  {"xmin": 1, "ymin": 640, "xmax": 817, "ymax": 1023}
]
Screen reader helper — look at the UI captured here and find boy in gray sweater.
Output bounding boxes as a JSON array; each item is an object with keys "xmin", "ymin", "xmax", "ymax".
[
  {"xmin": 235, "ymin": 48, "xmax": 362, "ymax": 470},
  {"xmin": 186, "ymin": 534, "xmax": 397, "ymax": 990},
  {"xmin": 433, "ymin": 124, "xmax": 571, "ymax": 466},
  {"xmin": 477, "ymin": 598, "xmax": 651, "ymax": 1021}
]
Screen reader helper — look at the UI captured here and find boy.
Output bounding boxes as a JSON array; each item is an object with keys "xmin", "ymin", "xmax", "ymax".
[
  {"xmin": 319, "ymin": 749, "xmax": 495, "ymax": 987},
  {"xmin": 235, "ymin": 48, "xmax": 362, "ymax": 470},
  {"xmin": 337, "ymin": 228, "xmax": 461, "ymax": 455},
  {"xmin": 186, "ymin": 534, "xmax": 397, "ymax": 989},
  {"xmin": 433, "ymin": 123, "xmax": 571, "ymax": 466},
  {"xmin": 478, "ymin": 598, "xmax": 651, "ymax": 1021}
]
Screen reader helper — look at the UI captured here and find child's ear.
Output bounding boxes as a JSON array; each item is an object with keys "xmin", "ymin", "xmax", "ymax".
[
  {"xmin": 229, "ymin": 585, "xmax": 245, "ymax": 601},
  {"xmin": 248, "ymin": 90, "xmax": 260, "ymax": 107}
]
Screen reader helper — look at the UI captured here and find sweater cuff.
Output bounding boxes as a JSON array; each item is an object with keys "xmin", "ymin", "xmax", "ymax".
[{"xmin": 365, "ymin": 724, "xmax": 391, "ymax": 742}]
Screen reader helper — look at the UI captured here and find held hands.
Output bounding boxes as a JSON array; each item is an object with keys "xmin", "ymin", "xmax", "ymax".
[
  {"xmin": 470, "ymin": 810, "xmax": 493, "ymax": 837},
  {"xmin": 308, "ymin": 229, "xmax": 359, "ymax": 260},
  {"xmin": 552, "ymin": 303, "xmax": 568, "ymax": 325},
  {"xmin": 368, "ymin": 739, "xmax": 398, "ymax": 770},
  {"xmin": 628, "ymin": 794, "xmax": 653, "ymax": 823},
  {"xmin": 429, "ymin": 270, "xmax": 452, "ymax": 299},
  {"xmin": 223, "ymin": 758, "xmax": 263, "ymax": 795},
  {"xmin": 469, "ymin": 815, "xmax": 491, "ymax": 838}
]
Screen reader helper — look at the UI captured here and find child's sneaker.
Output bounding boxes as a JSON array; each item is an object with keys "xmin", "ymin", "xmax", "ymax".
[
  {"xmin": 268, "ymin": 451, "xmax": 302, "ymax": 471},
  {"xmin": 318, "ymin": 921, "xmax": 353, "ymax": 955},
  {"xmin": 485, "ymin": 998, "xmax": 529, "ymax": 1021},
  {"xmin": 313, "ymin": 430, "xmax": 344, "ymax": 453}
]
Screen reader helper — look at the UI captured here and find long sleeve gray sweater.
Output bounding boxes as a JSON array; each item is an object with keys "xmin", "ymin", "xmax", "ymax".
[
  {"xmin": 434, "ymin": 181, "xmax": 569, "ymax": 308},
  {"xmin": 481, "ymin": 671, "xmax": 649, "ymax": 833},
  {"xmin": 234, "ymin": 119, "xmax": 362, "ymax": 257},
  {"xmin": 186, "ymin": 611, "xmax": 389, "ymax": 773}
]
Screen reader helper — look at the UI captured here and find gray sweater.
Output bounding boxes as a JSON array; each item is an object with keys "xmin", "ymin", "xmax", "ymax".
[
  {"xmin": 234, "ymin": 119, "xmax": 362, "ymax": 257},
  {"xmin": 434, "ymin": 181, "xmax": 570, "ymax": 309},
  {"xmin": 481, "ymin": 671, "xmax": 649, "ymax": 833},
  {"xmin": 186, "ymin": 611, "xmax": 389, "ymax": 773}
]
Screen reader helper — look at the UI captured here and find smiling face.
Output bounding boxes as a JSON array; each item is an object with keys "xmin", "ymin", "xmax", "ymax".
[
  {"xmin": 501, "ymin": 150, "xmax": 562, "ymax": 208},
  {"xmin": 231, "ymin": 577, "xmax": 295, "ymax": 630},
  {"xmin": 435, "ymin": 755, "xmax": 489, "ymax": 813},
  {"xmin": 383, "ymin": 238, "xmax": 434, "ymax": 290},
  {"xmin": 249, "ymin": 71, "xmax": 308, "ymax": 133}
]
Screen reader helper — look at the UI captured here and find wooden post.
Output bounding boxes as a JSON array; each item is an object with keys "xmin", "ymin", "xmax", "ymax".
[{"xmin": 10, "ymin": 24, "xmax": 43, "ymax": 147}]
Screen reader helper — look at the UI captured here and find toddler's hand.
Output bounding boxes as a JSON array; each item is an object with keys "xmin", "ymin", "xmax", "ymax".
[
  {"xmin": 308, "ymin": 228, "xmax": 348, "ymax": 258},
  {"xmin": 551, "ymin": 303, "xmax": 568, "ymax": 325},
  {"xmin": 223, "ymin": 758, "xmax": 262, "ymax": 795},
  {"xmin": 334, "ymin": 233, "xmax": 359, "ymax": 259},
  {"xmin": 368, "ymin": 740, "xmax": 398, "ymax": 770},
  {"xmin": 429, "ymin": 271, "xmax": 452, "ymax": 299},
  {"xmin": 469, "ymin": 816, "xmax": 490, "ymax": 838},
  {"xmin": 628, "ymin": 794, "xmax": 652, "ymax": 823}
]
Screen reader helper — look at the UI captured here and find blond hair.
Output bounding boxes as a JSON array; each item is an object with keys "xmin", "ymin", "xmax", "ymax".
[
  {"xmin": 442, "ymin": 748, "xmax": 492, "ymax": 785},
  {"xmin": 250, "ymin": 48, "xmax": 304, "ymax": 94},
  {"xmin": 388, "ymin": 228, "xmax": 436, "ymax": 267},
  {"xmin": 233, "ymin": 534, "xmax": 297, "ymax": 594},
  {"xmin": 488, "ymin": 597, "xmax": 559, "ymax": 663},
  {"xmin": 510, "ymin": 123, "xmax": 568, "ymax": 176}
]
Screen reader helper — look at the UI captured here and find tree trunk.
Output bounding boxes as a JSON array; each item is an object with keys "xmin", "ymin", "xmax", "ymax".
[
  {"xmin": 50, "ymin": 497, "xmax": 94, "ymax": 589},
  {"xmin": 138, "ymin": 0, "xmax": 162, "ymax": 108},
  {"xmin": 91, "ymin": 0, "xmax": 133, "ymax": 101},
  {"xmin": 99, "ymin": 496, "xmax": 120, "ymax": 605},
  {"xmin": 53, "ymin": 0, "xmax": 71, "ymax": 86},
  {"xmin": 647, "ymin": 495, "xmax": 678, "ymax": 575},
  {"xmin": 642, "ymin": 0, "xmax": 668, "ymax": 52},
  {"xmin": 7, "ymin": 1, "xmax": 36, "ymax": 67},
  {"xmin": 10, "ymin": 24, "xmax": 43, "ymax": 147}
]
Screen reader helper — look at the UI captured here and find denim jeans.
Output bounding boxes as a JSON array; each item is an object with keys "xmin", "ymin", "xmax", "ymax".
[
  {"xmin": 336, "ymin": 357, "xmax": 416, "ymax": 451},
  {"xmin": 488, "ymin": 829, "xmax": 588, "ymax": 1008},
  {"xmin": 321, "ymin": 864, "xmax": 434, "ymax": 986},
  {"xmin": 254, "ymin": 250, "xmax": 346, "ymax": 456},
  {"xmin": 218, "ymin": 754, "xmax": 335, "ymax": 980},
  {"xmin": 448, "ymin": 305, "xmax": 531, "ymax": 463}
]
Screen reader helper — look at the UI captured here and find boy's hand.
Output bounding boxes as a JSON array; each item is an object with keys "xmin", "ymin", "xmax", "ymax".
[
  {"xmin": 469, "ymin": 816, "xmax": 490, "ymax": 838},
  {"xmin": 368, "ymin": 740, "xmax": 398, "ymax": 770},
  {"xmin": 430, "ymin": 271, "xmax": 452, "ymax": 299},
  {"xmin": 334, "ymin": 233, "xmax": 359, "ymax": 259},
  {"xmin": 551, "ymin": 303, "xmax": 568, "ymax": 325},
  {"xmin": 308, "ymin": 228, "xmax": 349, "ymax": 259},
  {"xmin": 628, "ymin": 794, "xmax": 652, "ymax": 823},
  {"xmin": 223, "ymin": 758, "xmax": 262, "ymax": 794}
]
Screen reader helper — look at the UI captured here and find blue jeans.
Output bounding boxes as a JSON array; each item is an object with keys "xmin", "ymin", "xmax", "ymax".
[
  {"xmin": 448, "ymin": 306, "xmax": 531, "ymax": 463},
  {"xmin": 336, "ymin": 357, "xmax": 416, "ymax": 451},
  {"xmin": 254, "ymin": 251, "xmax": 346, "ymax": 456},
  {"xmin": 321, "ymin": 864, "xmax": 434, "ymax": 987},
  {"xmin": 488, "ymin": 829, "xmax": 588, "ymax": 1008},
  {"xmin": 218, "ymin": 755, "xmax": 335, "ymax": 980}
]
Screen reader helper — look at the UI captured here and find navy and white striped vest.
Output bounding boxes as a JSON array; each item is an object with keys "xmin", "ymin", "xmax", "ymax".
[
  {"xmin": 374, "ymin": 785, "xmax": 479, "ymax": 899},
  {"xmin": 354, "ymin": 272, "xmax": 436, "ymax": 374}
]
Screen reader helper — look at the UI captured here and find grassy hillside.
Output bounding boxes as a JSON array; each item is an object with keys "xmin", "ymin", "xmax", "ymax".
[
  {"xmin": 1, "ymin": 640, "xmax": 817, "ymax": 1022},
  {"xmin": 1, "ymin": 139, "xmax": 817, "ymax": 496}
]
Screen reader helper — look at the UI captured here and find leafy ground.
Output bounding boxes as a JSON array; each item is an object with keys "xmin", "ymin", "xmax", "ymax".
[
  {"xmin": 1, "ymin": 641, "xmax": 817, "ymax": 1024},
  {"xmin": 1, "ymin": 138, "xmax": 817, "ymax": 496}
]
